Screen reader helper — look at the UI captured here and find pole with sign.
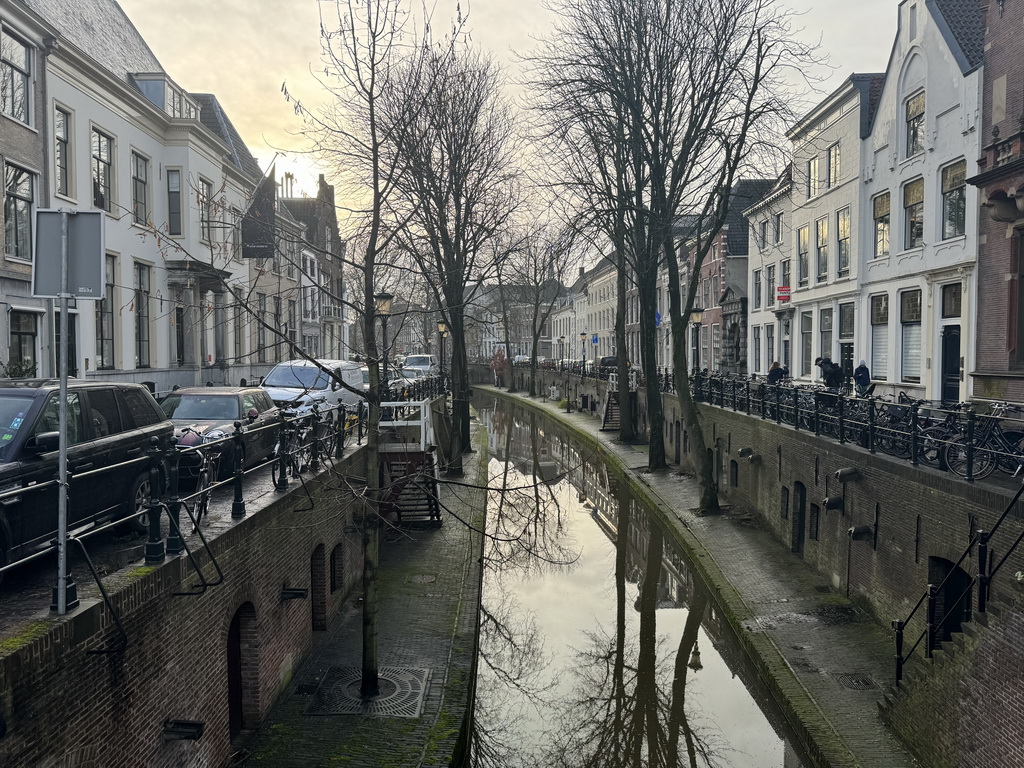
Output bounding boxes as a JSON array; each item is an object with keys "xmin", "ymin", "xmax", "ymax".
[{"xmin": 33, "ymin": 210, "xmax": 104, "ymax": 616}]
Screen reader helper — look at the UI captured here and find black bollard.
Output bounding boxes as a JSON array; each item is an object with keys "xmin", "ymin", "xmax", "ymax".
[
  {"xmin": 144, "ymin": 436, "xmax": 165, "ymax": 564},
  {"xmin": 231, "ymin": 421, "xmax": 246, "ymax": 518},
  {"xmin": 165, "ymin": 445, "xmax": 184, "ymax": 555}
]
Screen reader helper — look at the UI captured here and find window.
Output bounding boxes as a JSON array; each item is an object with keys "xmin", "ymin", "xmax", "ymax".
[
  {"xmin": 1, "ymin": 28, "xmax": 30, "ymax": 123},
  {"xmin": 827, "ymin": 143, "xmax": 840, "ymax": 188},
  {"xmin": 167, "ymin": 169, "xmax": 182, "ymax": 235},
  {"xmin": 942, "ymin": 283, "xmax": 961, "ymax": 319},
  {"xmin": 766, "ymin": 265, "xmax": 776, "ymax": 307},
  {"xmin": 200, "ymin": 178, "xmax": 213, "ymax": 242},
  {"xmin": 759, "ymin": 220, "xmax": 769, "ymax": 249},
  {"xmin": 904, "ymin": 179, "xmax": 924, "ymax": 249},
  {"xmin": 273, "ymin": 297, "xmax": 282, "ymax": 361},
  {"xmin": 797, "ymin": 225, "xmax": 809, "ymax": 286},
  {"xmin": 815, "ymin": 217, "xmax": 828, "ymax": 280},
  {"xmin": 712, "ymin": 324, "xmax": 721, "ymax": 371},
  {"xmin": 781, "ymin": 260, "xmax": 791, "ymax": 297},
  {"xmin": 234, "ymin": 305, "xmax": 244, "ymax": 360},
  {"xmin": 873, "ymin": 193, "xmax": 890, "ymax": 257},
  {"xmin": 96, "ymin": 255, "xmax": 116, "ymax": 370},
  {"xmin": 289, "ymin": 299, "xmax": 298, "ymax": 346},
  {"xmin": 8, "ymin": 311, "xmax": 37, "ymax": 375},
  {"xmin": 4, "ymin": 163, "xmax": 33, "ymax": 261},
  {"xmin": 839, "ymin": 303, "xmax": 855, "ymax": 340},
  {"xmin": 766, "ymin": 323, "xmax": 775, "ymax": 366},
  {"xmin": 135, "ymin": 262, "xmax": 151, "ymax": 368},
  {"xmin": 55, "ymin": 107, "xmax": 71, "ymax": 197},
  {"xmin": 806, "ymin": 156, "xmax": 819, "ymax": 199},
  {"xmin": 91, "ymin": 129, "xmax": 113, "ymax": 211},
  {"xmin": 773, "ymin": 213, "xmax": 783, "ymax": 244},
  {"xmin": 131, "ymin": 152, "xmax": 148, "ymax": 224},
  {"xmin": 906, "ymin": 92, "xmax": 925, "ymax": 157},
  {"xmin": 871, "ymin": 294, "xmax": 889, "ymax": 380},
  {"xmin": 257, "ymin": 293, "xmax": 268, "ymax": 363},
  {"xmin": 941, "ymin": 160, "xmax": 966, "ymax": 239},
  {"xmin": 752, "ymin": 327, "xmax": 761, "ymax": 373},
  {"xmin": 820, "ymin": 308, "xmax": 833, "ymax": 361},
  {"xmin": 834, "ymin": 208, "xmax": 851, "ymax": 277},
  {"xmin": 901, "ymin": 289, "xmax": 922, "ymax": 383},
  {"xmin": 801, "ymin": 312, "xmax": 813, "ymax": 376}
]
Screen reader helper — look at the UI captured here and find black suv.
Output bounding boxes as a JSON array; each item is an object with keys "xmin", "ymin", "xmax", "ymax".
[{"xmin": 0, "ymin": 381, "xmax": 172, "ymax": 577}]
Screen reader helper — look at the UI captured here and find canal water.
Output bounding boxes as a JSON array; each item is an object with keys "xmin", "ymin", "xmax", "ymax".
[{"xmin": 472, "ymin": 398, "xmax": 809, "ymax": 768}]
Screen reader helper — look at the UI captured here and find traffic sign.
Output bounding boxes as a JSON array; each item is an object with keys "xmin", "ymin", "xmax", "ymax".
[
  {"xmin": 777, "ymin": 286, "xmax": 791, "ymax": 302},
  {"xmin": 592, "ymin": 334, "xmax": 598, "ymax": 345}
]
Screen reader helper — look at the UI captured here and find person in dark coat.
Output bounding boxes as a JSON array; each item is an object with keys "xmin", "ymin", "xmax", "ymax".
[
  {"xmin": 815, "ymin": 356, "xmax": 844, "ymax": 388},
  {"xmin": 854, "ymin": 360, "xmax": 874, "ymax": 397},
  {"xmin": 766, "ymin": 361, "xmax": 785, "ymax": 385}
]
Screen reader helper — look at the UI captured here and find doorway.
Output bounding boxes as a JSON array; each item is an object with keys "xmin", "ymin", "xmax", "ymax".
[
  {"xmin": 227, "ymin": 602, "xmax": 258, "ymax": 741},
  {"xmin": 940, "ymin": 326, "xmax": 961, "ymax": 404},
  {"xmin": 839, "ymin": 342, "xmax": 854, "ymax": 385},
  {"xmin": 792, "ymin": 482, "xmax": 806, "ymax": 556},
  {"xmin": 928, "ymin": 556, "xmax": 971, "ymax": 648}
]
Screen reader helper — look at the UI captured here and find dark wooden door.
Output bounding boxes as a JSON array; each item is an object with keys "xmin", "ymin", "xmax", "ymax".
[{"xmin": 941, "ymin": 326, "xmax": 961, "ymax": 404}]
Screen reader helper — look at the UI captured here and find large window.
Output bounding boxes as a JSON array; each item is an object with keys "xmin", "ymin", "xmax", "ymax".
[
  {"xmin": 766, "ymin": 324, "xmax": 775, "ymax": 367},
  {"xmin": 200, "ymin": 178, "xmax": 213, "ymax": 242},
  {"xmin": 815, "ymin": 217, "xmax": 828, "ymax": 281},
  {"xmin": 766, "ymin": 265, "xmax": 776, "ymax": 307},
  {"xmin": 752, "ymin": 327, "xmax": 761, "ymax": 373},
  {"xmin": 167, "ymin": 169, "xmax": 182, "ymax": 235},
  {"xmin": 873, "ymin": 192, "xmax": 890, "ymax": 257},
  {"xmin": 91, "ymin": 129, "xmax": 113, "ymax": 211},
  {"xmin": 131, "ymin": 152, "xmax": 148, "ymax": 225},
  {"xmin": 906, "ymin": 92, "xmax": 925, "ymax": 157},
  {"xmin": 752, "ymin": 269, "xmax": 762, "ymax": 309},
  {"xmin": 904, "ymin": 179, "xmax": 924, "ymax": 249},
  {"xmin": 712, "ymin": 324, "xmax": 721, "ymax": 372},
  {"xmin": 941, "ymin": 160, "xmax": 966, "ymax": 240},
  {"xmin": 134, "ymin": 262, "xmax": 151, "ymax": 368},
  {"xmin": 797, "ymin": 225, "xmax": 809, "ymax": 286},
  {"xmin": 96, "ymin": 255, "xmax": 116, "ymax": 370},
  {"xmin": 8, "ymin": 311, "xmax": 37, "ymax": 376},
  {"xmin": 55, "ymin": 107, "xmax": 71, "ymax": 197},
  {"xmin": 871, "ymin": 294, "xmax": 889, "ymax": 380},
  {"xmin": 4, "ymin": 163, "xmax": 33, "ymax": 261},
  {"xmin": 901, "ymin": 290, "xmax": 922, "ymax": 383},
  {"xmin": 942, "ymin": 283, "xmax": 962, "ymax": 319},
  {"xmin": 800, "ymin": 312, "xmax": 813, "ymax": 376},
  {"xmin": 773, "ymin": 213, "xmax": 783, "ymax": 244},
  {"xmin": 820, "ymin": 308, "xmax": 833, "ymax": 361},
  {"xmin": 1, "ymin": 28, "xmax": 30, "ymax": 124},
  {"xmin": 781, "ymin": 260, "xmax": 791, "ymax": 296},
  {"xmin": 837, "ymin": 208, "xmax": 851, "ymax": 277},
  {"xmin": 839, "ymin": 303, "xmax": 855, "ymax": 341},
  {"xmin": 827, "ymin": 143, "xmax": 840, "ymax": 189},
  {"xmin": 806, "ymin": 156, "xmax": 819, "ymax": 199},
  {"xmin": 234, "ymin": 305, "xmax": 244, "ymax": 361}
]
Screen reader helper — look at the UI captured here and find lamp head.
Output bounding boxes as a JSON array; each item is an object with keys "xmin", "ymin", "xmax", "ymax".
[{"xmin": 374, "ymin": 292, "xmax": 393, "ymax": 315}]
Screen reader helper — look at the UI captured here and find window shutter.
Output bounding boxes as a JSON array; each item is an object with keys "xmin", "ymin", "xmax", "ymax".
[
  {"xmin": 872, "ymin": 323, "xmax": 888, "ymax": 379},
  {"xmin": 902, "ymin": 323, "xmax": 922, "ymax": 381}
]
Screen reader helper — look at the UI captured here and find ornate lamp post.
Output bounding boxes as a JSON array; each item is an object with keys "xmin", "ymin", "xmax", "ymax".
[
  {"xmin": 580, "ymin": 331, "xmax": 587, "ymax": 377},
  {"xmin": 689, "ymin": 308, "xmax": 703, "ymax": 375},
  {"xmin": 437, "ymin": 320, "xmax": 448, "ymax": 390},
  {"xmin": 375, "ymin": 292, "xmax": 393, "ymax": 397}
]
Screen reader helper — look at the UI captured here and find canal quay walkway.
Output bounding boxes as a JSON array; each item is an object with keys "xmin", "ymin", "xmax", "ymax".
[
  {"xmin": 477, "ymin": 385, "xmax": 919, "ymax": 768},
  {"xmin": 236, "ymin": 430, "xmax": 488, "ymax": 767}
]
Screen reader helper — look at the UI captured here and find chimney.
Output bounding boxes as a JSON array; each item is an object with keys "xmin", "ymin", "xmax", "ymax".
[{"xmin": 579, "ymin": 266, "xmax": 585, "ymax": 278}]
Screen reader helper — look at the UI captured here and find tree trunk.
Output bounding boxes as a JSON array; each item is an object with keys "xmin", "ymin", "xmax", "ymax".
[
  {"xmin": 638, "ymin": 266, "xmax": 666, "ymax": 469},
  {"xmin": 615, "ymin": 252, "xmax": 635, "ymax": 442}
]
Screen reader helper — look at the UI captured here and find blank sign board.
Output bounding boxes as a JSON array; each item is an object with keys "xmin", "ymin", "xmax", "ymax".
[{"xmin": 32, "ymin": 210, "xmax": 105, "ymax": 300}]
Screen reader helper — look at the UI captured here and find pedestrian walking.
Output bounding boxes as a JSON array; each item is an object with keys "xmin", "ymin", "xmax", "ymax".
[{"xmin": 815, "ymin": 356, "xmax": 844, "ymax": 389}]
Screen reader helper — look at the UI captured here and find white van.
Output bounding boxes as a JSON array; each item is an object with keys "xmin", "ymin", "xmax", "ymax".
[
  {"xmin": 403, "ymin": 354, "xmax": 440, "ymax": 376},
  {"xmin": 261, "ymin": 359, "xmax": 364, "ymax": 415}
]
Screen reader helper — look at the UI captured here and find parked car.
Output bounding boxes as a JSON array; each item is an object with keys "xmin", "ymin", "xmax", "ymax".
[
  {"xmin": 261, "ymin": 359, "xmax": 364, "ymax": 414},
  {"xmin": 0, "ymin": 380, "xmax": 173, "ymax": 580},
  {"xmin": 160, "ymin": 387, "xmax": 279, "ymax": 481},
  {"xmin": 403, "ymin": 354, "xmax": 440, "ymax": 376}
]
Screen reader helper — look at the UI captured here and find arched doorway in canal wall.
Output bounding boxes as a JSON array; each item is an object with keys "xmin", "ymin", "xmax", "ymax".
[
  {"xmin": 927, "ymin": 556, "xmax": 971, "ymax": 648},
  {"xmin": 227, "ymin": 601, "xmax": 259, "ymax": 741}
]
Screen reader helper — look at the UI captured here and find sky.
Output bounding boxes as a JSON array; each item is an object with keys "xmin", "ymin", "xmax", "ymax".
[{"xmin": 117, "ymin": 0, "xmax": 897, "ymax": 199}]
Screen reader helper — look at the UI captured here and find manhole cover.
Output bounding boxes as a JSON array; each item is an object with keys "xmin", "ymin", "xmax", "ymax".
[
  {"xmin": 833, "ymin": 673, "xmax": 877, "ymax": 690},
  {"xmin": 814, "ymin": 585, "xmax": 833, "ymax": 593},
  {"xmin": 304, "ymin": 666, "xmax": 431, "ymax": 718},
  {"xmin": 408, "ymin": 574, "xmax": 436, "ymax": 584}
]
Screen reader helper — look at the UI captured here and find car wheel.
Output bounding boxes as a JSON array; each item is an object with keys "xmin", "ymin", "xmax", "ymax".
[{"xmin": 125, "ymin": 473, "xmax": 153, "ymax": 535}]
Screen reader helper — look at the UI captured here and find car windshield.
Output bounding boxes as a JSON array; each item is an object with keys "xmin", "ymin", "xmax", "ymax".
[
  {"xmin": 263, "ymin": 365, "xmax": 330, "ymax": 390},
  {"xmin": 401, "ymin": 368, "xmax": 423, "ymax": 379},
  {"xmin": 404, "ymin": 356, "xmax": 430, "ymax": 367},
  {"xmin": 161, "ymin": 394, "xmax": 240, "ymax": 421},
  {"xmin": 0, "ymin": 393, "xmax": 34, "ymax": 462}
]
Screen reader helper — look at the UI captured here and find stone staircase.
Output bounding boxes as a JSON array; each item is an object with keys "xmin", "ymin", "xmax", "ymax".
[{"xmin": 601, "ymin": 392, "xmax": 620, "ymax": 432}]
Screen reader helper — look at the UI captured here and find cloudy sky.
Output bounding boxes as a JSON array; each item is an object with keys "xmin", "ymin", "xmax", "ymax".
[{"xmin": 118, "ymin": 0, "xmax": 896, "ymax": 197}]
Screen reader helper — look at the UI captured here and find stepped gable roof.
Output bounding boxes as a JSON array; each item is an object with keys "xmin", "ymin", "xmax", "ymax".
[
  {"xmin": 930, "ymin": 0, "xmax": 983, "ymax": 73},
  {"xmin": 191, "ymin": 93, "xmax": 263, "ymax": 181},
  {"xmin": 726, "ymin": 179, "xmax": 773, "ymax": 255},
  {"xmin": 21, "ymin": 0, "xmax": 163, "ymax": 81}
]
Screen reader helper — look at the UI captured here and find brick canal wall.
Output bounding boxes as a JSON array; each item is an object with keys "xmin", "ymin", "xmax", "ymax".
[
  {"xmin": 0, "ymin": 451, "xmax": 367, "ymax": 768},
  {"xmin": 474, "ymin": 365, "xmax": 1024, "ymax": 767}
]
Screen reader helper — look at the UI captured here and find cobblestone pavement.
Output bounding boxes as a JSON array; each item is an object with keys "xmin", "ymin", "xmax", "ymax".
[
  {"xmin": 237, "ymin": 439, "xmax": 486, "ymax": 767},
  {"xmin": 480, "ymin": 386, "xmax": 918, "ymax": 768}
]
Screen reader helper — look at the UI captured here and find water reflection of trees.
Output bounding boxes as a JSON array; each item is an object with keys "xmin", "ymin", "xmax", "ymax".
[{"xmin": 545, "ymin": 483, "xmax": 727, "ymax": 768}]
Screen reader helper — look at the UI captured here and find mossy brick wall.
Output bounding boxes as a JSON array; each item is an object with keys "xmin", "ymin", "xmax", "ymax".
[{"xmin": 0, "ymin": 449, "xmax": 366, "ymax": 768}]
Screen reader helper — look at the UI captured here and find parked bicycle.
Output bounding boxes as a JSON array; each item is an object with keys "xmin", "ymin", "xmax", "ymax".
[
  {"xmin": 176, "ymin": 426, "xmax": 222, "ymax": 533},
  {"xmin": 944, "ymin": 403, "xmax": 1024, "ymax": 480}
]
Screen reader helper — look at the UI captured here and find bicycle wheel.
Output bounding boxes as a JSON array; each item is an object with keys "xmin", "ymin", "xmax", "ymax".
[
  {"xmin": 319, "ymin": 428, "xmax": 338, "ymax": 459},
  {"xmin": 916, "ymin": 426, "xmax": 953, "ymax": 469},
  {"xmin": 272, "ymin": 454, "xmax": 287, "ymax": 488},
  {"xmin": 944, "ymin": 436, "xmax": 997, "ymax": 479},
  {"xmin": 193, "ymin": 468, "xmax": 212, "ymax": 530},
  {"xmin": 295, "ymin": 439, "xmax": 313, "ymax": 474}
]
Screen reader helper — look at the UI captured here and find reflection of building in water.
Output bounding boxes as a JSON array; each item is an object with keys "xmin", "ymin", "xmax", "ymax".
[{"xmin": 485, "ymin": 410, "xmax": 560, "ymax": 482}]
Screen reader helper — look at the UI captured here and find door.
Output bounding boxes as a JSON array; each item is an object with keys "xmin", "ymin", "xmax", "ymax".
[
  {"xmin": 941, "ymin": 326, "xmax": 961, "ymax": 404},
  {"xmin": 792, "ymin": 482, "xmax": 806, "ymax": 555},
  {"xmin": 839, "ymin": 343, "xmax": 854, "ymax": 385}
]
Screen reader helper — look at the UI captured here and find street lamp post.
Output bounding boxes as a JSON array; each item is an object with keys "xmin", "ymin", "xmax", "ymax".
[
  {"xmin": 375, "ymin": 292, "xmax": 393, "ymax": 398},
  {"xmin": 437, "ymin": 320, "xmax": 448, "ymax": 392},
  {"xmin": 559, "ymin": 335, "xmax": 570, "ymax": 412},
  {"xmin": 580, "ymin": 331, "xmax": 587, "ymax": 378},
  {"xmin": 689, "ymin": 307, "xmax": 703, "ymax": 376}
]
